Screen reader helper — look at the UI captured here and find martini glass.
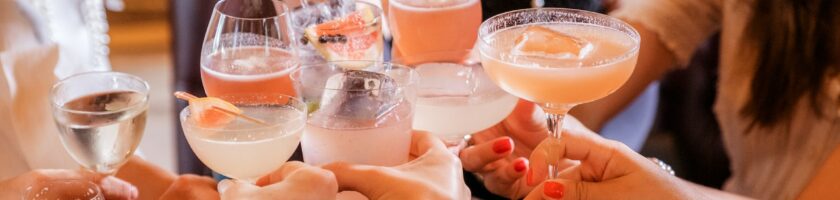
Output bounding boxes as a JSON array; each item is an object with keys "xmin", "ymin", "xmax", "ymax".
[{"xmin": 478, "ymin": 8, "xmax": 640, "ymax": 179}]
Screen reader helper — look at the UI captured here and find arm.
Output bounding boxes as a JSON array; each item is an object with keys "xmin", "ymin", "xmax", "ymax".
[
  {"xmin": 796, "ymin": 144, "xmax": 840, "ymax": 199},
  {"xmin": 569, "ymin": 21, "xmax": 677, "ymax": 131}
]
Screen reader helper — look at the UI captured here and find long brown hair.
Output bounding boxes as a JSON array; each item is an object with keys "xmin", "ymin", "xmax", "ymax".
[{"xmin": 740, "ymin": 0, "xmax": 840, "ymax": 128}]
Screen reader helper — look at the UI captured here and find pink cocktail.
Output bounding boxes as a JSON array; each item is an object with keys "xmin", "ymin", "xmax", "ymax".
[{"xmin": 388, "ymin": 0, "xmax": 481, "ymax": 63}]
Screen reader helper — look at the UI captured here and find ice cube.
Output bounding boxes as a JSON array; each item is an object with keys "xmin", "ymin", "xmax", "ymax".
[
  {"xmin": 512, "ymin": 26, "xmax": 593, "ymax": 60},
  {"xmin": 316, "ymin": 70, "xmax": 400, "ymax": 125},
  {"xmin": 415, "ymin": 62, "xmax": 477, "ymax": 97}
]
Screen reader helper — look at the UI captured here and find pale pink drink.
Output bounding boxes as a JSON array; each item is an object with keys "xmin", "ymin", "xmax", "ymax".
[
  {"xmin": 479, "ymin": 8, "xmax": 641, "ymax": 179},
  {"xmin": 201, "ymin": 47, "xmax": 298, "ymax": 98},
  {"xmin": 389, "ymin": 0, "xmax": 481, "ymax": 63}
]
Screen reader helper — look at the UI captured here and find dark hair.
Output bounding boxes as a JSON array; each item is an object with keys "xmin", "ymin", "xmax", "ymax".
[{"xmin": 740, "ymin": 0, "xmax": 840, "ymax": 129}]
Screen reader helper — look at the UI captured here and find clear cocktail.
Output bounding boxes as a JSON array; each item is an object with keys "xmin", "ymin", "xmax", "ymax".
[{"xmin": 479, "ymin": 8, "xmax": 641, "ymax": 178}]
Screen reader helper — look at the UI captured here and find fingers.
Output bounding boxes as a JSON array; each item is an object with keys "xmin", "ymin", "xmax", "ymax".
[
  {"xmin": 504, "ymin": 100, "xmax": 547, "ymax": 148},
  {"xmin": 482, "ymin": 158, "xmax": 530, "ymax": 198},
  {"xmin": 525, "ymin": 179, "xmax": 621, "ymax": 200},
  {"xmin": 322, "ymin": 162, "xmax": 394, "ymax": 199},
  {"xmin": 530, "ymin": 128, "xmax": 634, "ymax": 182},
  {"xmin": 217, "ymin": 179, "xmax": 258, "ymax": 200},
  {"xmin": 28, "ymin": 169, "xmax": 139, "ymax": 200},
  {"xmin": 409, "ymin": 131, "xmax": 448, "ymax": 158},
  {"xmin": 255, "ymin": 161, "xmax": 309, "ymax": 186},
  {"xmin": 460, "ymin": 137, "xmax": 513, "ymax": 172}
]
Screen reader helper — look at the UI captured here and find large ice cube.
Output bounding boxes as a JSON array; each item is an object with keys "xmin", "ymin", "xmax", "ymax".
[
  {"xmin": 511, "ymin": 26, "xmax": 593, "ymax": 60},
  {"xmin": 315, "ymin": 70, "xmax": 400, "ymax": 127},
  {"xmin": 415, "ymin": 62, "xmax": 477, "ymax": 97}
]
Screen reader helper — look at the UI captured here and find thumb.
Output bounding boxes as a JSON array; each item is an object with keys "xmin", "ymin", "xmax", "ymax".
[
  {"xmin": 322, "ymin": 162, "xmax": 395, "ymax": 199},
  {"xmin": 217, "ymin": 179, "xmax": 259, "ymax": 200},
  {"xmin": 524, "ymin": 179, "xmax": 618, "ymax": 200}
]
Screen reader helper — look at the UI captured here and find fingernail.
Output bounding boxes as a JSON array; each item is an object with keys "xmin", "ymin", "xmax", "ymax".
[
  {"xmin": 492, "ymin": 138, "xmax": 512, "ymax": 154},
  {"xmin": 217, "ymin": 179, "xmax": 232, "ymax": 193},
  {"xmin": 527, "ymin": 170, "xmax": 535, "ymax": 186},
  {"xmin": 129, "ymin": 185, "xmax": 139, "ymax": 200},
  {"xmin": 514, "ymin": 159, "xmax": 527, "ymax": 172},
  {"xmin": 544, "ymin": 181, "xmax": 565, "ymax": 199}
]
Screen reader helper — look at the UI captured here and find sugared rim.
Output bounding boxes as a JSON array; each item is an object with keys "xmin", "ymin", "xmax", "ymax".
[
  {"xmin": 50, "ymin": 71, "xmax": 150, "ymax": 115},
  {"xmin": 478, "ymin": 8, "xmax": 641, "ymax": 69}
]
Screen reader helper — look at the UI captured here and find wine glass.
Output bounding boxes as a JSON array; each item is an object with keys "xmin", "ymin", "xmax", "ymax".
[
  {"xmin": 200, "ymin": 0, "xmax": 299, "ymax": 99},
  {"xmin": 179, "ymin": 94, "xmax": 307, "ymax": 183},
  {"xmin": 50, "ymin": 71, "xmax": 149, "ymax": 175},
  {"xmin": 478, "ymin": 8, "xmax": 641, "ymax": 179}
]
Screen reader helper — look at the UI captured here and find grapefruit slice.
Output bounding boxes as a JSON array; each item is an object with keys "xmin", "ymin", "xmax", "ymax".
[
  {"xmin": 188, "ymin": 97, "xmax": 241, "ymax": 128},
  {"xmin": 304, "ymin": 7, "xmax": 382, "ymax": 69}
]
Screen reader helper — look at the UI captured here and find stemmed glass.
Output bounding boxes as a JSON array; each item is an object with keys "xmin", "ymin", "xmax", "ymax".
[
  {"xmin": 200, "ymin": 0, "xmax": 299, "ymax": 98},
  {"xmin": 392, "ymin": 50, "xmax": 518, "ymax": 151},
  {"xmin": 49, "ymin": 71, "xmax": 149, "ymax": 189},
  {"xmin": 478, "ymin": 8, "xmax": 641, "ymax": 179},
  {"xmin": 179, "ymin": 94, "xmax": 307, "ymax": 183}
]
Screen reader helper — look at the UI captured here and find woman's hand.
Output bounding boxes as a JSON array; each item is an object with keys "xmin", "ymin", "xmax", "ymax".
[
  {"xmin": 159, "ymin": 175, "xmax": 220, "ymax": 200},
  {"xmin": 322, "ymin": 131, "xmax": 471, "ymax": 200},
  {"xmin": 459, "ymin": 99, "xmax": 589, "ymax": 198},
  {"xmin": 217, "ymin": 161, "xmax": 338, "ymax": 200},
  {"xmin": 0, "ymin": 169, "xmax": 139, "ymax": 200},
  {"xmin": 523, "ymin": 128, "xmax": 702, "ymax": 200}
]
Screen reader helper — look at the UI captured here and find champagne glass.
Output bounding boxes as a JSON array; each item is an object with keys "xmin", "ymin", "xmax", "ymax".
[
  {"xmin": 50, "ymin": 71, "xmax": 149, "ymax": 175},
  {"xmin": 200, "ymin": 0, "xmax": 299, "ymax": 99},
  {"xmin": 478, "ymin": 8, "xmax": 641, "ymax": 179},
  {"xmin": 179, "ymin": 94, "xmax": 307, "ymax": 183},
  {"xmin": 392, "ymin": 50, "xmax": 517, "ymax": 152}
]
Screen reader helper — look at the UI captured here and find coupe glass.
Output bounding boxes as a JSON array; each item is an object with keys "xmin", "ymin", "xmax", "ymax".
[
  {"xmin": 478, "ymin": 8, "xmax": 641, "ymax": 179},
  {"xmin": 50, "ymin": 71, "xmax": 149, "ymax": 175},
  {"xmin": 392, "ymin": 50, "xmax": 517, "ymax": 151},
  {"xmin": 179, "ymin": 94, "xmax": 307, "ymax": 183},
  {"xmin": 200, "ymin": 0, "xmax": 299, "ymax": 98}
]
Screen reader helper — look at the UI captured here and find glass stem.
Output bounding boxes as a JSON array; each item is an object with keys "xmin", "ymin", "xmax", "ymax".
[{"xmin": 542, "ymin": 104, "xmax": 572, "ymax": 180}]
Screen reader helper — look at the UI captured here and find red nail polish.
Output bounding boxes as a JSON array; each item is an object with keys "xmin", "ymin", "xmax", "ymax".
[
  {"xmin": 514, "ymin": 160, "xmax": 527, "ymax": 172},
  {"xmin": 492, "ymin": 139, "xmax": 512, "ymax": 154},
  {"xmin": 527, "ymin": 170, "xmax": 535, "ymax": 186},
  {"xmin": 544, "ymin": 181, "xmax": 565, "ymax": 199}
]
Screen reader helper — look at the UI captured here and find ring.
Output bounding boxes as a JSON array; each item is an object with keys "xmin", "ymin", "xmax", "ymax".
[{"xmin": 647, "ymin": 157, "xmax": 675, "ymax": 176}]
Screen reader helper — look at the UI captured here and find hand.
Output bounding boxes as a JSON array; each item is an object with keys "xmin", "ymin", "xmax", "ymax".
[
  {"xmin": 522, "ymin": 128, "xmax": 701, "ymax": 200},
  {"xmin": 218, "ymin": 161, "xmax": 337, "ymax": 200},
  {"xmin": 159, "ymin": 175, "xmax": 219, "ymax": 200},
  {"xmin": 0, "ymin": 169, "xmax": 138, "ymax": 200},
  {"xmin": 322, "ymin": 131, "xmax": 471, "ymax": 200},
  {"xmin": 460, "ymin": 99, "xmax": 588, "ymax": 198}
]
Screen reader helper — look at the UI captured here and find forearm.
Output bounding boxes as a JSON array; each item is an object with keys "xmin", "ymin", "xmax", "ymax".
[
  {"xmin": 570, "ymin": 21, "xmax": 677, "ymax": 131},
  {"xmin": 115, "ymin": 156, "xmax": 177, "ymax": 200},
  {"xmin": 680, "ymin": 179, "xmax": 753, "ymax": 200}
]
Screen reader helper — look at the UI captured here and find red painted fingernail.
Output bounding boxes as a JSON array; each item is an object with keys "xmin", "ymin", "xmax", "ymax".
[
  {"xmin": 527, "ymin": 170, "xmax": 535, "ymax": 186},
  {"xmin": 492, "ymin": 139, "xmax": 512, "ymax": 154},
  {"xmin": 514, "ymin": 160, "xmax": 527, "ymax": 172},
  {"xmin": 544, "ymin": 181, "xmax": 565, "ymax": 199}
]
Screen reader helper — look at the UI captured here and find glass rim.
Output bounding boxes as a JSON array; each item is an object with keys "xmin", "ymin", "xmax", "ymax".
[
  {"xmin": 291, "ymin": 60, "xmax": 419, "ymax": 92},
  {"xmin": 50, "ymin": 71, "xmax": 150, "ymax": 115},
  {"xmin": 179, "ymin": 94, "xmax": 307, "ymax": 133},
  {"xmin": 389, "ymin": 0, "xmax": 477, "ymax": 10},
  {"xmin": 306, "ymin": 1, "xmax": 382, "ymax": 31},
  {"xmin": 478, "ymin": 7, "xmax": 641, "ymax": 69},
  {"xmin": 212, "ymin": 0, "xmax": 290, "ymax": 21}
]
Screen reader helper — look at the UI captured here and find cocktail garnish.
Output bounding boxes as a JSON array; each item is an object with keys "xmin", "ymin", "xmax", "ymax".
[{"xmin": 174, "ymin": 91, "xmax": 268, "ymax": 127}]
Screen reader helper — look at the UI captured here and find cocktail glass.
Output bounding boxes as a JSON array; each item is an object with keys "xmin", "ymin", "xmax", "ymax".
[
  {"xmin": 284, "ymin": 0, "xmax": 384, "ymax": 65},
  {"xmin": 179, "ymin": 94, "xmax": 306, "ymax": 183},
  {"xmin": 50, "ymin": 71, "xmax": 149, "ymax": 176},
  {"xmin": 200, "ymin": 0, "xmax": 299, "ymax": 98},
  {"xmin": 24, "ymin": 179, "xmax": 104, "ymax": 200},
  {"xmin": 393, "ymin": 50, "xmax": 518, "ymax": 151},
  {"xmin": 388, "ymin": 0, "xmax": 482, "ymax": 61},
  {"xmin": 478, "ymin": 8, "xmax": 641, "ymax": 179}
]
